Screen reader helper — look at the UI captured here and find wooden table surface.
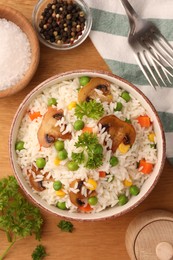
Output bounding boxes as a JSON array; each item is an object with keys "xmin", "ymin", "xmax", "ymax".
[{"xmin": 0, "ymin": 1, "xmax": 173, "ymax": 259}]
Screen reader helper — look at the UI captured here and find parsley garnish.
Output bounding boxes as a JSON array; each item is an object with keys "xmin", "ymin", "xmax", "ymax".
[
  {"xmin": 32, "ymin": 244, "xmax": 48, "ymax": 260},
  {"xmin": 0, "ymin": 176, "xmax": 43, "ymax": 260},
  {"xmin": 75, "ymin": 100, "xmax": 104, "ymax": 119},
  {"xmin": 75, "ymin": 132, "xmax": 98, "ymax": 148},
  {"xmin": 57, "ymin": 220, "xmax": 74, "ymax": 233},
  {"xmin": 72, "ymin": 151, "xmax": 85, "ymax": 164},
  {"xmin": 86, "ymin": 150, "xmax": 103, "ymax": 169},
  {"xmin": 73, "ymin": 132, "xmax": 103, "ymax": 169}
]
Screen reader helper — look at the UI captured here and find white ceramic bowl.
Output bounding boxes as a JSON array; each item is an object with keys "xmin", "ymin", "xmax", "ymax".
[{"xmin": 9, "ymin": 70, "xmax": 166, "ymax": 221}]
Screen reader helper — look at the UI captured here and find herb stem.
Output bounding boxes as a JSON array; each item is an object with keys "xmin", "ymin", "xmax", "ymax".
[
  {"xmin": 0, "ymin": 239, "xmax": 16, "ymax": 260},
  {"xmin": 0, "ymin": 176, "xmax": 43, "ymax": 259},
  {"xmin": 6, "ymin": 231, "xmax": 12, "ymax": 242}
]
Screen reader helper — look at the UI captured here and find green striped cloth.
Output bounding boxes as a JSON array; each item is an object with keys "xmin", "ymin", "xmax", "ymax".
[{"xmin": 87, "ymin": 0, "xmax": 173, "ymax": 164}]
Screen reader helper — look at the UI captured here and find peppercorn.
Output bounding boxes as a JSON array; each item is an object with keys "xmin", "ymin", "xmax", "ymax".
[{"xmin": 39, "ymin": 0, "xmax": 86, "ymax": 45}]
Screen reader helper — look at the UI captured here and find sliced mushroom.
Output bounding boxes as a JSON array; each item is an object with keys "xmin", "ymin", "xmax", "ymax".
[
  {"xmin": 29, "ymin": 175, "xmax": 45, "ymax": 192},
  {"xmin": 69, "ymin": 179, "xmax": 85, "ymax": 207},
  {"xmin": 98, "ymin": 115, "xmax": 136, "ymax": 152},
  {"xmin": 27, "ymin": 165, "xmax": 54, "ymax": 192},
  {"xmin": 69, "ymin": 179, "xmax": 96, "ymax": 207},
  {"xmin": 78, "ymin": 77, "xmax": 113, "ymax": 103},
  {"xmin": 37, "ymin": 107, "xmax": 72, "ymax": 148}
]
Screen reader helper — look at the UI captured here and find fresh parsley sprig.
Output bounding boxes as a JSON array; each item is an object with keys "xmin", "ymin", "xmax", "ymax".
[
  {"xmin": 75, "ymin": 132, "xmax": 98, "ymax": 148},
  {"xmin": 57, "ymin": 220, "xmax": 74, "ymax": 233},
  {"xmin": 72, "ymin": 132, "xmax": 103, "ymax": 169},
  {"xmin": 75, "ymin": 100, "xmax": 104, "ymax": 119},
  {"xmin": 0, "ymin": 176, "xmax": 43, "ymax": 260},
  {"xmin": 86, "ymin": 150, "xmax": 103, "ymax": 169},
  {"xmin": 32, "ymin": 244, "xmax": 48, "ymax": 260},
  {"xmin": 72, "ymin": 151, "xmax": 85, "ymax": 164}
]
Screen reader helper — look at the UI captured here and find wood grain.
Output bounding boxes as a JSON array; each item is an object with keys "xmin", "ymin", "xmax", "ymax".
[{"xmin": 0, "ymin": 1, "xmax": 173, "ymax": 259}]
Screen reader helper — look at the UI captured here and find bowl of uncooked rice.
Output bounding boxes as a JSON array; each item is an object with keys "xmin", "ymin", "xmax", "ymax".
[{"xmin": 9, "ymin": 70, "xmax": 166, "ymax": 220}]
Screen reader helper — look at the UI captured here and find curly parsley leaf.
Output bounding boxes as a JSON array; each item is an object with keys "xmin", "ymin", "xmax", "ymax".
[
  {"xmin": 86, "ymin": 150, "xmax": 103, "ymax": 169},
  {"xmin": 75, "ymin": 132, "xmax": 98, "ymax": 148},
  {"xmin": 73, "ymin": 133, "xmax": 103, "ymax": 169},
  {"xmin": 57, "ymin": 220, "xmax": 74, "ymax": 233},
  {"xmin": 0, "ymin": 176, "xmax": 43, "ymax": 260},
  {"xmin": 75, "ymin": 100, "xmax": 104, "ymax": 119},
  {"xmin": 71, "ymin": 151, "xmax": 85, "ymax": 164},
  {"xmin": 32, "ymin": 244, "xmax": 48, "ymax": 260}
]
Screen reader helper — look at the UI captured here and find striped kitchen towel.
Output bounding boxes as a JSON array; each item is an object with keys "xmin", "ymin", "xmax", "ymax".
[{"xmin": 87, "ymin": 0, "xmax": 173, "ymax": 164}]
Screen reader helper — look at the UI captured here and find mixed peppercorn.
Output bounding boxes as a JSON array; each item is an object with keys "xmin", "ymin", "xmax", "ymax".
[{"xmin": 39, "ymin": 0, "xmax": 86, "ymax": 45}]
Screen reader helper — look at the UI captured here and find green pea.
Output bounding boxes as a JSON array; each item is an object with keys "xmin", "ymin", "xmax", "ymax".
[
  {"xmin": 110, "ymin": 156, "xmax": 119, "ymax": 166},
  {"xmin": 36, "ymin": 158, "xmax": 46, "ymax": 169},
  {"xmin": 15, "ymin": 141, "xmax": 24, "ymax": 151},
  {"xmin": 129, "ymin": 185, "xmax": 140, "ymax": 196},
  {"xmin": 53, "ymin": 181, "xmax": 62, "ymax": 191},
  {"xmin": 121, "ymin": 91, "xmax": 131, "ymax": 102},
  {"xmin": 114, "ymin": 102, "xmax": 123, "ymax": 111},
  {"xmin": 107, "ymin": 175, "xmax": 115, "ymax": 183},
  {"xmin": 150, "ymin": 144, "xmax": 157, "ymax": 149},
  {"xmin": 54, "ymin": 140, "xmax": 64, "ymax": 151},
  {"xmin": 94, "ymin": 144, "xmax": 103, "ymax": 154},
  {"xmin": 48, "ymin": 97, "xmax": 57, "ymax": 106},
  {"xmin": 88, "ymin": 196, "xmax": 98, "ymax": 205},
  {"xmin": 74, "ymin": 120, "xmax": 84, "ymax": 131},
  {"xmin": 118, "ymin": 194, "xmax": 128, "ymax": 206},
  {"xmin": 57, "ymin": 149, "xmax": 68, "ymax": 160},
  {"xmin": 67, "ymin": 161, "xmax": 79, "ymax": 171},
  {"xmin": 125, "ymin": 118, "xmax": 131, "ymax": 124},
  {"xmin": 56, "ymin": 201, "xmax": 67, "ymax": 210},
  {"xmin": 79, "ymin": 76, "xmax": 90, "ymax": 86}
]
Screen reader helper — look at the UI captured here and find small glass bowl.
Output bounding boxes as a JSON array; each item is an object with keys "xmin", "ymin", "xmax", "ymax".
[{"xmin": 32, "ymin": 0, "xmax": 92, "ymax": 50}]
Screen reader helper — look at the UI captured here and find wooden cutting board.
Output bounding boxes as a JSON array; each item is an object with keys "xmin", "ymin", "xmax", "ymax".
[{"xmin": 125, "ymin": 209, "xmax": 173, "ymax": 260}]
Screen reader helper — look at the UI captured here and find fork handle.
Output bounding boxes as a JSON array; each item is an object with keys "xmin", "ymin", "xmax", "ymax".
[{"xmin": 120, "ymin": 0, "xmax": 139, "ymax": 22}]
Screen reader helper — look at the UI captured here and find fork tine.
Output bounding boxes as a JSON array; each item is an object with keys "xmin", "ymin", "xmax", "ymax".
[
  {"xmin": 157, "ymin": 33, "xmax": 173, "ymax": 53},
  {"xmin": 156, "ymin": 40, "xmax": 173, "ymax": 63},
  {"xmin": 146, "ymin": 46, "xmax": 173, "ymax": 78},
  {"xmin": 148, "ymin": 44, "xmax": 173, "ymax": 84},
  {"xmin": 150, "ymin": 42, "xmax": 173, "ymax": 70},
  {"xmin": 142, "ymin": 50, "xmax": 161, "ymax": 87},
  {"xmin": 135, "ymin": 52, "xmax": 157, "ymax": 89},
  {"xmin": 162, "ymin": 68, "xmax": 172, "ymax": 84},
  {"xmin": 151, "ymin": 46, "xmax": 172, "ymax": 84},
  {"xmin": 147, "ymin": 51, "xmax": 167, "ymax": 86},
  {"xmin": 154, "ymin": 33, "xmax": 173, "ymax": 62}
]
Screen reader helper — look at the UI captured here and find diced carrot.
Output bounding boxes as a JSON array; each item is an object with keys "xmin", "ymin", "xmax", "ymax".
[
  {"xmin": 137, "ymin": 115, "xmax": 151, "ymax": 128},
  {"xmin": 79, "ymin": 204, "xmax": 93, "ymax": 212},
  {"xmin": 138, "ymin": 159, "xmax": 154, "ymax": 174},
  {"xmin": 82, "ymin": 126, "xmax": 93, "ymax": 133},
  {"xmin": 99, "ymin": 171, "xmax": 106, "ymax": 178},
  {"xmin": 29, "ymin": 111, "xmax": 42, "ymax": 121}
]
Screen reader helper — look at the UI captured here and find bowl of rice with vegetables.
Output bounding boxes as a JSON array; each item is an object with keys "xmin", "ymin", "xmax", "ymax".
[{"xmin": 9, "ymin": 70, "xmax": 166, "ymax": 220}]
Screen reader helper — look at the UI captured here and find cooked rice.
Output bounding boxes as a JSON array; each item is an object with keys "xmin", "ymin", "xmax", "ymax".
[{"xmin": 16, "ymin": 77, "xmax": 157, "ymax": 213}]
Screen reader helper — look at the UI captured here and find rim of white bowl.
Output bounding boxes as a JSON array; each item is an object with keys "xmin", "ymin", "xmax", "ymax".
[{"xmin": 9, "ymin": 70, "xmax": 166, "ymax": 221}]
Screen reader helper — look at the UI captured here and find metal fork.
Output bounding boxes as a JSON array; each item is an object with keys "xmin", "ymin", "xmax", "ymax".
[{"xmin": 120, "ymin": 0, "xmax": 173, "ymax": 89}]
